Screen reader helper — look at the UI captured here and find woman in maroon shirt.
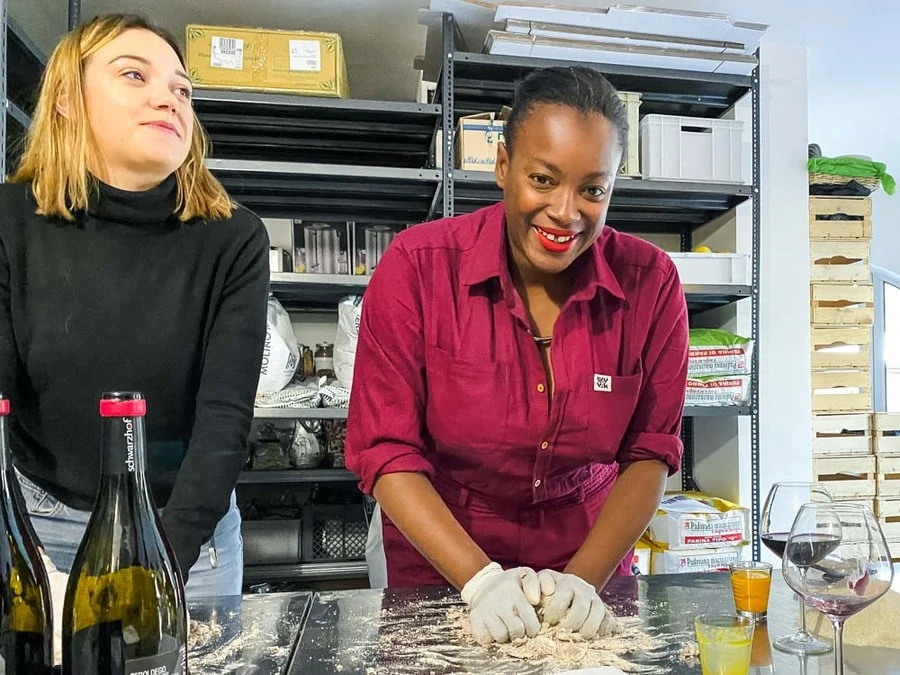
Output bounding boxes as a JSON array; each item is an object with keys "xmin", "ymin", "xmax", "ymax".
[{"xmin": 346, "ymin": 66, "xmax": 688, "ymax": 645}]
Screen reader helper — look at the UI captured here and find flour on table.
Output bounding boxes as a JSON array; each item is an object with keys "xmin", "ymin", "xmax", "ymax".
[{"xmin": 452, "ymin": 607, "xmax": 663, "ymax": 673}]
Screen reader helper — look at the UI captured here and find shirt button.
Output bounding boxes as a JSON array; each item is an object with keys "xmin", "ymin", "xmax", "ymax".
[
  {"xmin": 534, "ymin": 479, "xmax": 542, "ymax": 488},
  {"xmin": 537, "ymin": 383, "xmax": 545, "ymax": 393},
  {"xmin": 540, "ymin": 441, "xmax": 549, "ymax": 450}
]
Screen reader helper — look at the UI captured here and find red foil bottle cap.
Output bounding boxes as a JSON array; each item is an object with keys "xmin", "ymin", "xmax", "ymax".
[{"xmin": 99, "ymin": 396, "xmax": 146, "ymax": 418}]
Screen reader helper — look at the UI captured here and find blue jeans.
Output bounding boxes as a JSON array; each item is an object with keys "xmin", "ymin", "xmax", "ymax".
[{"xmin": 16, "ymin": 472, "xmax": 243, "ymax": 598}]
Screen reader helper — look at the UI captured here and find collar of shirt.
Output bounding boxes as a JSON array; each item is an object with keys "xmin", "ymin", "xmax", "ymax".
[{"xmin": 460, "ymin": 201, "xmax": 626, "ymax": 305}]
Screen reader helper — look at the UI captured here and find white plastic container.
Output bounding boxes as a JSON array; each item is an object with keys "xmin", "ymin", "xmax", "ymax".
[
  {"xmin": 668, "ymin": 252, "xmax": 750, "ymax": 285},
  {"xmin": 640, "ymin": 114, "xmax": 745, "ymax": 183}
]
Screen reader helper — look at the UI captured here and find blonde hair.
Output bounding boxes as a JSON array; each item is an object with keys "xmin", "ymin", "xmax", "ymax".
[{"xmin": 10, "ymin": 13, "xmax": 233, "ymax": 222}]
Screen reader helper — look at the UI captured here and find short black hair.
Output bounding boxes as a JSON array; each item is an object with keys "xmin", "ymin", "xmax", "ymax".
[{"xmin": 504, "ymin": 66, "xmax": 628, "ymax": 158}]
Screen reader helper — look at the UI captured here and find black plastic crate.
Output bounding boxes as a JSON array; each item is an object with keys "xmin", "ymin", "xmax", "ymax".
[{"xmin": 301, "ymin": 504, "xmax": 367, "ymax": 562}]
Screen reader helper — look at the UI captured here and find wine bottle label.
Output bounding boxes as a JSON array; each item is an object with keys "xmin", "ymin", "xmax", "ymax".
[
  {"xmin": 125, "ymin": 645, "xmax": 184, "ymax": 675},
  {"xmin": 123, "ymin": 418, "xmax": 137, "ymax": 473}
]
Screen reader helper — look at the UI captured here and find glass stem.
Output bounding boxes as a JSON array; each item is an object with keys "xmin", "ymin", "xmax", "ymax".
[
  {"xmin": 796, "ymin": 568, "xmax": 810, "ymax": 639},
  {"xmin": 796, "ymin": 591, "xmax": 808, "ymax": 637},
  {"xmin": 832, "ymin": 618, "xmax": 844, "ymax": 675}
]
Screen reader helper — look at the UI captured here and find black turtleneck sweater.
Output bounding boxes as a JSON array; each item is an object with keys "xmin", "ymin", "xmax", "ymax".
[{"xmin": 0, "ymin": 176, "xmax": 269, "ymax": 580}]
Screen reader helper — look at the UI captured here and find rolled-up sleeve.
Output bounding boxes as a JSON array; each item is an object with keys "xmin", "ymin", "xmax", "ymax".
[
  {"xmin": 345, "ymin": 238, "xmax": 434, "ymax": 494},
  {"xmin": 617, "ymin": 260, "xmax": 689, "ymax": 475}
]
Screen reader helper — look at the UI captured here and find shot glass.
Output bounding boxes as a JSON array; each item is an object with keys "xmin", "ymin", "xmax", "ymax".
[
  {"xmin": 729, "ymin": 561, "xmax": 773, "ymax": 621},
  {"xmin": 695, "ymin": 614, "xmax": 755, "ymax": 675}
]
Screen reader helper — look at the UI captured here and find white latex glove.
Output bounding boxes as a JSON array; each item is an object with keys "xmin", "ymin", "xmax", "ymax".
[
  {"xmin": 461, "ymin": 562, "xmax": 542, "ymax": 644},
  {"xmin": 40, "ymin": 551, "xmax": 68, "ymax": 666},
  {"xmin": 538, "ymin": 569, "xmax": 620, "ymax": 638}
]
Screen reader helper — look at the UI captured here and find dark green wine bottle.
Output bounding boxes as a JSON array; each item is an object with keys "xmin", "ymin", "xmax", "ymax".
[
  {"xmin": 62, "ymin": 392, "xmax": 187, "ymax": 675},
  {"xmin": 0, "ymin": 394, "xmax": 53, "ymax": 674}
]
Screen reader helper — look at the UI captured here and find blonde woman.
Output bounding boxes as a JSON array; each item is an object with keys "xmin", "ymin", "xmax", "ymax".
[{"xmin": 0, "ymin": 13, "xmax": 268, "ymax": 600}]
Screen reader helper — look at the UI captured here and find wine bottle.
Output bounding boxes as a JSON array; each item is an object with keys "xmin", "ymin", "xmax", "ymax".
[
  {"xmin": 0, "ymin": 394, "xmax": 53, "ymax": 674},
  {"xmin": 62, "ymin": 392, "xmax": 187, "ymax": 675}
]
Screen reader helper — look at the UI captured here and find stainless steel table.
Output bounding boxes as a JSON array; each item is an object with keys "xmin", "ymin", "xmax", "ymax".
[
  {"xmin": 288, "ymin": 574, "xmax": 900, "ymax": 674},
  {"xmin": 187, "ymin": 591, "xmax": 312, "ymax": 674}
]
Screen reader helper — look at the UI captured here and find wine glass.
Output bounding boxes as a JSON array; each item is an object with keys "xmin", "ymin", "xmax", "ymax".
[
  {"xmin": 783, "ymin": 502, "xmax": 893, "ymax": 675},
  {"xmin": 759, "ymin": 481, "xmax": 833, "ymax": 654}
]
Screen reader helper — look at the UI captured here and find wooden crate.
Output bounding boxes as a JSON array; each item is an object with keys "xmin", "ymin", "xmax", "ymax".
[
  {"xmin": 811, "ymin": 369, "xmax": 872, "ymax": 413},
  {"xmin": 873, "ymin": 412, "xmax": 900, "ymax": 456},
  {"xmin": 809, "ymin": 196, "xmax": 872, "ymax": 240},
  {"xmin": 810, "ymin": 240, "xmax": 871, "ymax": 283},
  {"xmin": 810, "ymin": 327, "xmax": 871, "ymax": 370},
  {"xmin": 879, "ymin": 516, "xmax": 900, "ymax": 541},
  {"xmin": 810, "ymin": 283, "xmax": 874, "ymax": 325},
  {"xmin": 812, "ymin": 455, "xmax": 876, "ymax": 499},
  {"xmin": 877, "ymin": 456, "xmax": 900, "ymax": 498},
  {"xmin": 812, "ymin": 413, "xmax": 872, "ymax": 456},
  {"xmin": 875, "ymin": 497, "xmax": 900, "ymax": 518},
  {"xmin": 890, "ymin": 539, "xmax": 900, "ymax": 562}
]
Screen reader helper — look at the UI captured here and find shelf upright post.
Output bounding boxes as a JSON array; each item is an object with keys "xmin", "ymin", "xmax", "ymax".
[
  {"xmin": 440, "ymin": 12, "xmax": 454, "ymax": 217},
  {"xmin": 68, "ymin": 0, "xmax": 80, "ymax": 31},
  {"xmin": 0, "ymin": 0, "xmax": 6, "ymax": 182},
  {"xmin": 750, "ymin": 53, "xmax": 762, "ymax": 561},
  {"xmin": 681, "ymin": 417, "xmax": 696, "ymax": 492}
]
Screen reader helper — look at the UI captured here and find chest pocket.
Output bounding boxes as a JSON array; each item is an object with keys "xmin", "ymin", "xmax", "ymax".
[
  {"xmin": 425, "ymin": 346, "xmax": 511, "ymax": 453},
  {"xmin": 558, "ymin": 371, "xmax": 643, "ymax": 465}
]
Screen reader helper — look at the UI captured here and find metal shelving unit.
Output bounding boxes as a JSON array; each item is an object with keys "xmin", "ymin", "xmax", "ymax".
[
  {"xmin": 269, "ymin": 273, "xmax": 369, "ymax": 310},
  {"xmin": 243, "ymin": 560, "xmax": 368, "ymax": 585},
  {"xmin": 193, "ymin": 90, "xmax": 441, "ymax": 168},
  {"xmin": 448, "ymin": 170, "xmax": 752, "ymax": 230},
  {"xmin": 206, "ymin": 158, "xmax": 441, "ymax": 224},
  {"xmin": 448, "ymin": 50, "xmax": 752, "ymax": 119},
  {"xmin": 217, "ymin": 13, "xmax": 761, "ymax": 568},
  {"xmin": 433, "ymin": 13, "xmax": 762, "ymax": 558},
  {"xmin": 238, "ymin": 469, "xmax": 356, "ymax": 485},
  {"xmin": 254, "ymin": 407, "xmax": 349, "ymax": 420},
  {"xmin": 3, "ymin": 14, "xmax": 47, "ymax": 176}
]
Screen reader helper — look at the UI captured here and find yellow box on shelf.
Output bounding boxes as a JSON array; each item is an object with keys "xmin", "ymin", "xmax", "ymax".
[{"xmin": 185, "ymin": 24, "xmax": 349, "ymax": 98}]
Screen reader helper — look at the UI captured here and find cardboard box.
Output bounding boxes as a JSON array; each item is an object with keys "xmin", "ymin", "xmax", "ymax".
[
  {"xmin": 185, "ymin": 24, "xmax": 349, "ymax": 98},
  {"xmin": 457, "ymin": 111, "xmax": 506, "ymax": 171},
  {"xmin": 435, "ymin": 108, "xmax": 509, "ymax": 171}
]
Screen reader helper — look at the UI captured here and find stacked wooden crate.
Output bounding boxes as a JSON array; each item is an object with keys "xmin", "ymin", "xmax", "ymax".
[
  {"xmin": 809, "ymin": 197, "xmax": 879, "ymax": 539},
  {"xmin": 809, "ymin": 196, "xmax": 873, "ymax": 413},
  {"xmin": 811, "ymin": 413, "xmax": 876, "ymax": 507},
  {"xmin": 873, "ymin": 413, "xmax": 900, "ymax": 560}
]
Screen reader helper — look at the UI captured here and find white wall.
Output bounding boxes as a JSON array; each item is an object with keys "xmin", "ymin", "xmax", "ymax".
[
  {"xmin": 753, "ymin": 45, "xmax": 814, "ymax": 558},
  {"xmin": 622, "ymin": 0, "xmax": 900, "ymax": 272}
]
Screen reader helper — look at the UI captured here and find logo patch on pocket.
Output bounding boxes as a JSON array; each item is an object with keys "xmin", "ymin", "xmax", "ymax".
[{"xmin": 593, "ymin": 374, "xmax": 612, "ymax": 392}]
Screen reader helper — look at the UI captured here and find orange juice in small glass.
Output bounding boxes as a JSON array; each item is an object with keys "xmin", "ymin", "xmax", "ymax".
[{"xmin": 729, "ymin": 561, "xmax": 772, "ymax": 621}]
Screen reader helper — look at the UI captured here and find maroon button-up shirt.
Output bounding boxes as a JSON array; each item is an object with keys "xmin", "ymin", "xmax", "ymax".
[{"xmin": 346, "ymin": 202, "xmax": 688, "ymax": 509}]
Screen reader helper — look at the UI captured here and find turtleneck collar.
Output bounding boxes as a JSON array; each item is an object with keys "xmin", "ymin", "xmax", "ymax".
[{"xmin": 86, "ymin": 173, "xmax": 179, "ymax": 225}]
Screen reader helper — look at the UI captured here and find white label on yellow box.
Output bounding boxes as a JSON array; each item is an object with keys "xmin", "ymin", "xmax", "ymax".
[
  {"xmin": 210, "ymin": 36, "xmax": 244, "ymax": 70},
  {"xmin": 289, "ymin": 39, "xmax": 322, "ymax": 72}
]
